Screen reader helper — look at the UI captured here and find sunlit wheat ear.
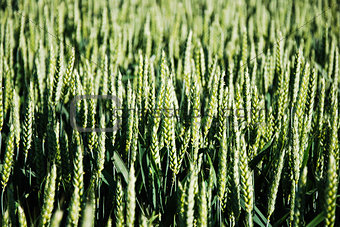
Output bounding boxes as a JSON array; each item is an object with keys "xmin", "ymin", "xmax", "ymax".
[
  {"xmin": 2, "ymin": 209, "xmax": 9, "ymax": 226},
  {"xmin": 275, "ymin": 33, "xmax": 282, "ymax": 82},
  {"xmin": 249, "ymin": 87, "xmax": 261, "ymax": 156},
  {"xmin": 292, "ymin": 166, "xmax": 307, "ymax": 227},
  {"xmin": 96, "ymin": 115, "xmax": 106, "ymax": 182},
  {"xmin": 315, "ymin": 75, "xmax": 326, "ymax": 179},
  {"xmin": 115, "ymin": 176, "xmax": 124, "ymax": 227},
  {"xmin": 177, "ymin": 126, "xmax": 190, "ymax": 173},
  {"xmin": 53, "ymin": 45, "xmax": 64, "ymax": 106},
  {"xmin": 61, "ymin": 48, "xmax": 75, "ymax": 101},
  {"xmin": 263, "ymin": 53, "xmax": 270, "ymax": 94},
  {"xmin": 291, "ymin": 49, "xmax": 302, "ymax": 108},
  {"xmin": 54, "ymin": 121, "xmax": 62, "ymax": 189},
  {"xmin": 40, "ymin": 163, "xmax": 57, "ymax": 227},
  {"xmin": 81, "ymin": 200, "xmax": 95, "ymax": 227},
  {"xmin": 125, "ymin": 81, "xmax": 135, "ymax": 163},
  {"xmin": 239, "ymin": 136, "xmax": 253, "ymax": 227},
  {"xmin": 0, "ymin": 43, "xmax": 3, "ymax": 132},
  {"xmin": 143, "ymin": 56, "xmax": 150, "ymax": 117},
  {"xmin": 198, "ymin": 181, "xmax": 207, "ymax": 227},
  {"xmin": 328, "ymin": 64, "xmax": 338, "ymax": 162},
  {"xmin": 300, "ymin": 67, "xmax": 317, "ymax": 152},
  {"xmin": 324, "ymin": 152, "xmax": 338, "ymax": 227},
  {"xmin": 234, "ymin": 84, "xmax": 243, "ymax": 127},
  {"xmin": 241, "ymin": 27, "xmax": 247, "ymax": 68},
  {"xmin": 150, "ymin": 121, "xmax": 161, "ymax": 169},
  {"xmin": 257, "ymin": 98, "xmax": 267, "ymax": 151},
  {"xmin": 12, "ymin": 89, "xmax": 20, "ymax": 151},
  {"xmin": 282, "ymin": 68, "xmax": 290, "ymax": 111},
  {"xmin": 184, "ymin": 31, "xmax": 193, "ymax": 96},
  {"xmin": 218, "ymin": 128, "xmax": 227, "ymax": 211},
  {"xmin": 289, "ymin": 114, "xmax": 300, "ymax": 226},
  {"xmin": 87, "ymin": 89, "xmax": 97, "ymax": 155},
  {"xmin": 218, "ymin": 85, "xmax": 228, "ymax": 142},
  {"xmin": 163, "ymin": 78, "xmax": 174, "ymax": 149},
  {"xmin": 334, "ymin": 47, "xmax": 339, "ymax": 85},
  {"xmin": 190, "ymin": 78, "xmax": 201, "ymax": 162},
  {"xmin": 136, "ymin": 53, "xmax": 143, "ymax": 112},
  {"xmin": 199, "ymin": 42, "xmax": 206, "ymax": 81},
  {"xmin": 163, "ymin": 78, "xmax": 177, "ymax": 175},
  {"xmin": 22, "ymin": 82, "xmax": 34, "ymax": 163},
  {"xmin": 276, "ymin": 65, "xmax": 288, "ymax": 130},
  {"xmin": 50, "ymin": 210, "xmax": 63, "ymax": 227},
  {"xmin": 194, "ymin": 43, "xmax": 201, "ymax": 85},
  {"xmin": 148, "ymin": 65, "xmax": 161, "ymax": 168},
  {"xmin": 228, "ymin": 63, "xmax": 234, "ymax": 102},
  {"xmin": 243, "ymin": 67, "xmax": 251, "ymax": 128},
  {"xmin": 17, "ymin": 203, "xmax": 27, "ymax": 227},
  {"xmin": 1, "ymin": 124, "xmax": 15, "ymax": 191},
  {"xmin": 296, "ymin": 62, "xmax": 310, "ymax": 140},
  {"xmin": 106, "ymin": 217, "xmax": 112, "ymax": 227},
  {"xmin": 47, "ymin": 45, "xmax": 56, "ymax": 101},
  {"xmin": 126, "ymin": 164, "xmax": 136, "ymax": 227},
  {"xmin": 203, "ymin": 69, "xmax": 221, "ymax": 145},
  {"xmin": 229, "ymin": 102, "xmax": 241, "ymax": 220},
  {"xmin": 206, "ymin": 57, "xmax": 217, "ymax": 93},
  {"xmin": 130, "ymin": 106, "xmax": 139, "ymax": 165},
  {"xmin": 142, "ymin": 214, "xmax": 151, "ymax": 227},
  {"xmin": 101, "ymin": 56, "xmax": 110, "ymax": 96},
  {"xmin": 69, "ymin": 67, "xmax": 77, "ymax": 99},
  {"xmin": 109, "ymin": 74, "xmax": 118, "ymax": 146},
  {"xmin": 67, "ymin": 131, "xmax": 84, "ymax": 227},
  {"xmin": 148, "ymin": 60, "xmax": 156, "ymax": 116},
  {"xmin": 250, "ymin": 85, "xmax": 259, "ymax": 131},
  {"xmin": 186, "ymin": 169, "xmax": 196, "ymax": 227},
  {"xmin": 78, "ymin": 86, "xmax": 88, "ymax": 130},
  {"xmin": 267, "ymin": 148, "xmax": 286, "ymax": 219},
  {"xmin": 3, "ymin": 24, "xmax": 13, "ymax": 117},
  {"xmin": 179, "ymin": 182, "xmax": 187, "ymax": 221}
]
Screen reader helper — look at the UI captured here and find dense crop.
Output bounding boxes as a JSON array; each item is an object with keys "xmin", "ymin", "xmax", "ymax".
[{"xmin": 0, "ymin": 0, "xmax": 339, "ymax": 226}]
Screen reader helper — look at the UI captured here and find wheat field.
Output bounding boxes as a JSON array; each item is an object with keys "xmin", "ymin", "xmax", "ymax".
[{"xmin": 0, "ymin": 0, "xmax": 339, "ymax": 226}]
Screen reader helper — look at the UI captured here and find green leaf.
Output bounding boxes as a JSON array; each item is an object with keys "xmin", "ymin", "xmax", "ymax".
[
  {"xmin": 306, "ymin": 212, "xmax": 325, "ymax": 227},
  {"xmin": 272, "ymin": 212, "xmax": 289, "ymax": 227},
  {"xmin": 101, "ymin": 170, "xmax": 115, "ymax": 188},
  {"xmin": 254, "ymin": 205, "xmax": 270, "ymax": 226},
  {"xmin": 112, "ymin": 151, "xmax": 129, "ymax": 183},
  {"xmin": 253, "ymin": 214, "xmax": 266, "ymax": 227}
]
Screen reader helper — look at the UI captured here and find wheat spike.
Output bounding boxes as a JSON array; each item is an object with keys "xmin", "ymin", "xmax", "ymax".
[
  {"xmin": 17, "ymin": 203, "xmax": 27, "ymax": 227},
  {"xmin": 115, "ymin": 176, "xmax": 124, "ymax": 227},
  {"xmin": 186, "ymin": 169, "xmax": 196, "ymax": 227},
  {"xmin": 218, "ymin": 127, "xmax": 228, "ymax": 210},
  {"xmin": 126, "ymin": 164, "xmax": 136, "ymax": 227},
  {"xmin": 1, "ymin": 124, "xmax": 15, "ymax": 190},
  {"xmin": 239, "ymin": 136, "xmax": 254, "ymax": 227},
  {"xmin": 67, "ymin": 132, "xmax": 84, "ymax": 227},
  {"xmin": 22, "ymin": 82, "xmax": 34, "ymax": 163},
  {"xmin": 198, "ymin": 181, "xmax": 207, "ymax": 227},
  {"xmin": 324, "ymin": 153, "xmax": 338, "ymax": 227},
  {"xmin": 40, "ymin": 163, "xmax": 57, "ymax": 227}
]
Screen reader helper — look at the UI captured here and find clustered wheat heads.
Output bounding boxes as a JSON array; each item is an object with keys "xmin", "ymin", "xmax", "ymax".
[{"xmin": 0, "ymin": 0, "xmax": 339, "ymax": 226}]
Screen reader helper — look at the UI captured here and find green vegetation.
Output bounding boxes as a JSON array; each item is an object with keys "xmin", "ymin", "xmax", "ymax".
[{"xmin": 0, "ymin": 0, "xmax": 339, "ymax": 226}]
